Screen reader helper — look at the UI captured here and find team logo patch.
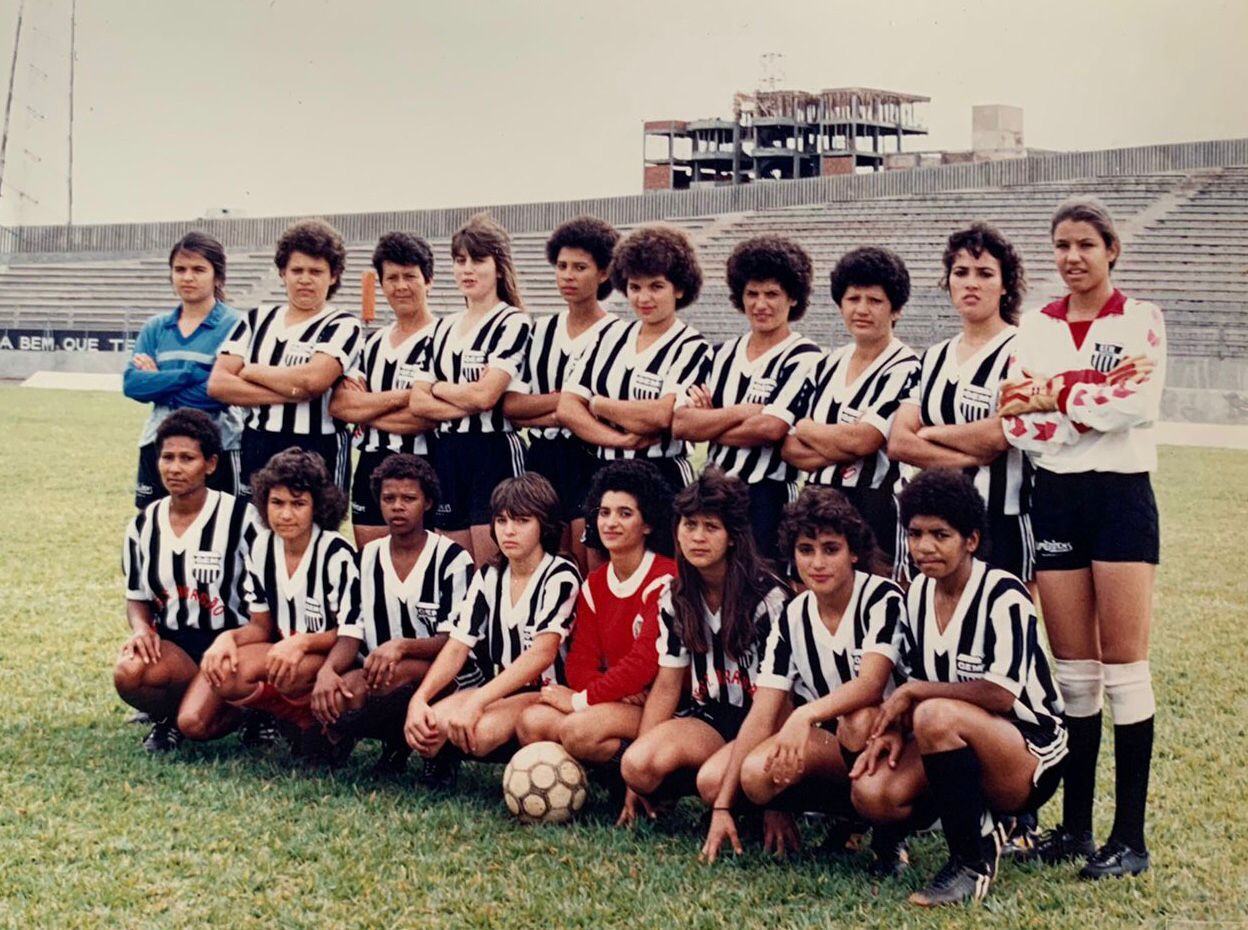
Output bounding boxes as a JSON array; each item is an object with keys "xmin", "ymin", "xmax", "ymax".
[
  {"xmin": 1090, "ymin": 341, "xmax": 1124, "ymax": 374},
  {"xmin": 282, "ymin": 342, "xmax": 313, "ymax": 366},
  {"xmin": 303, "ymin": 597, "xmax": 325, "ymax": 632},
  {"xmin": 837, "ymin": 406, "xmax": 862, "ymax": 426},
  {"xmin": 461, "ymin": 349, "xmax": 487, "ymax": 382},
  {"xmin": 630, "ymin": 371, "xmax": 664, "ymax": 401},
  {"xmin": 190, "ymin": 550, "xmax": 223, "ymax": 584},
  {"xmin": 744, "ymin": 375, "xmax": 777, "ymax": 405},
  {"xmin": 632, "ymin": 614, "xmax": 644, "ymax": 639},
  {"xmin": 959, "ymin": 384, "xmax": 994, "ymax": 422},
  {"xmin": 395, "ymin": 363, "xmax": 420, "ymax": 389},
  {"xmin": 956, "ymin": 653, "xmax": 986, "ymax": 676},
  {"xmin": 416, "ymin": 602, "xmax": 440, "ymax": 632}
]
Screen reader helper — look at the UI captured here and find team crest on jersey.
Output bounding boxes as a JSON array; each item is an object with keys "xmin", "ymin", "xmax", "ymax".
[
  {"xmin": 1090, "ymin": 342, "xmax": 1124, "ymax": 374},
  {"xmin": 461, "ymin": 349, "xmax": 487, "ymax": 382},
  {"xmin": 190, "ymin": 550, "xmax": 223, "ymax": 584},
  {"xmin": 956, "ymin": 652, "xmax": 986, "ymax": 678},
  {"xmin": 959, "ymin": 384, "xmax": 995, "ymax": 422},
  {"xmin": 630, "ymin": 371, "xmax": 664, "ymax": 401},
  {"xmin": 744, "ymin": 375, "xmax": 777, "ymax": 405},
  {"xmin": 837, "ymin": 406, "xmax": 862, "ymax": 426},
  {"xmin": 282, "ymin": 342, "xmax": 313, "ymax": 366},
  {"xmin": 395, "ymin": 363, "xmax": 420, "ymax": 389},
  {"xmin": 303, "ymin": 597, "xmax": 325, "ymax": 632},
  {"xmin": 632, "ymin": 614, "xmax": 644, "ymax": 639},
  {"xmin": 416, "ymin": 602, "xmax": 440, "ymax": 631}
]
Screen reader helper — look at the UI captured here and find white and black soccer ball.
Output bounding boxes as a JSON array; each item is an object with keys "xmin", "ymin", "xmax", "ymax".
[{"xmin": 502, "ymin": 741, "xmax": 588, "ymax": 825}]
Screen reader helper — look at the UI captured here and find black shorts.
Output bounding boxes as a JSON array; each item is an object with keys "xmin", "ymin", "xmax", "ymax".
[
  {"xmin": 351, "ymin": 448, "xmax": 437, "ymax": 527},
  {"xmin": 524, "ymin": 434, "xmax": 601, "ymax": 524},
  {"xmin": 644, "ymin": 455, "xmax": 695, "ymax": 497},
  {"xmin": 136, "ymin": 443, "xmax": 240, "ymax": 510},
  {"xmin": 432, "ymin": 432, "xmax": 525, "ymax": 531},
  {"xmin": 747, "ymin": 479, "xmax": 797, "ymax": 562},
  {"xmin": 1014, "ymin": 719, "xmax": 1070, "ymax": 812},
  {"xmin": 836, "ymin": 485, "xmax": 899, "ymax": 567},
  {"xmin": 983, "ymin": 512, "xmax": 1035, "ymax": 582},
  {"xmin": 677, "ymin": 700, "xmax": 750, "ymax": 743},
  {"xmin": 160, "ymin": 626, "xmax": 222, "ymax": 665},
  {"xmin": 1031, "ymin": 470, "xmax": 1159, "ymax": 571},
  {"xmin": 238, "ymin": 428, "xmax": 351, "ymax": 499}
]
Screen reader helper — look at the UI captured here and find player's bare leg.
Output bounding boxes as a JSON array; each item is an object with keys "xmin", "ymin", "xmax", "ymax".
[
  {"xmin": 558, "ymin": 702, "xmax": 643, "ymax": 764},
  {"xmin": 461, "ymin": 692, "xmax": 543, "ymax": 758},
  {"xmin": 621, "ymin": 718, "xmax": 724, "ymax": 797},
  {"xmin": 176, "ymin": 672, "xmax": 241, "ymax": 742},
  {"xmin": 515, "ymin": 702, "xmax": 566, "ymax": 745},
  {"xmin": 113, "ymin": 639, "xmax": 199, "ymax": 720}
]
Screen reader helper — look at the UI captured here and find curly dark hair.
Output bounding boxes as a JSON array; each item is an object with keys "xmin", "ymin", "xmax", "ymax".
[
  {"xmin": 610, "ymin": 225, "xmax": 702, "ymax": 309},
  {"xmin": 1051, "ymin": 197, "xmax": 1120, "ymax": 271},
  {"xmin": 489, "ymin": 472, "xmax": 563, "ymax": 560},
  {"xmin": 155, "ymin": 408, "xmax": 222, "ymax": 461},
  {"xmin": 168, "ymin": 231, "xmax": 227, "ymax": 302},
  {"xmin": 939, "ymin": 223, "xmax": 1027, "ymax": 325},
  {"xmin": 546, "ymin": 216, "xmax": 620, "ymax": 301},
  {"xmin": 725, "ymin": 235, "xmax": 814, "ymax": 321},
  {"xmin": 669, "ymin": 468, "xmax": 783, "ymax": 661},
  {"xmin": 830, "ymin": 245, "xmax": 910, "ymax": 312},
  {"xmin": 582, "ymin": 460, "xmax": 675, "ymax": 557},
  {"xmin": 274, "ymin": 219, "xmax": 348, "ymax": 299},
  {"xmin": 452, "ymin": 212, "xmax": 524, "ymax": 310},
  {"xmin": 250, "ymin": 448, "xmax": 349, "ymax": 531},
  {"xmin": 371, "ymin": 231, "xmax": 434, "ymax": 282},
  {"xmin": 777, "ymin": 484, "xmax": 878, "ymax": 570},
  {"xmin": 897, "ymin": 468, "xmax": 986, "ymax": 542},
  {"xmin": 370, "ymin": 453, "xmax": 441, "ymax": 514}
]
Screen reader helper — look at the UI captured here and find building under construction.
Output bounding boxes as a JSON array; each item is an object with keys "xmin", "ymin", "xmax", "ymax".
[{"xmin": 643, "ymin": 87, "xmax": 929, "ymax": 190}]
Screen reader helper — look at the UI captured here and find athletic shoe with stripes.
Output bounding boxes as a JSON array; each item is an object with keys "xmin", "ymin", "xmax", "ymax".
[
  {"xmin": 1026, "ymin": 824, "xmax": 1097, "ymax": 864},
  {"xmin": 1079, "ymin": 839, "xmax": 1150, "ymax": 879},
  {"xmin": 908, "ymin": 858, "xmax": 993, "ymax": 907},
  {"xmin": 142, "ymin": 719, "xmax": 183, "ymax": 754}
]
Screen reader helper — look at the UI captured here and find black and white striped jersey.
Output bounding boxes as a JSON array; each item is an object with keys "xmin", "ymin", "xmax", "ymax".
[
  {"xmin": 902, "ymin": 559, "xmax": 1066, "ymax": 756},
  {"xmin": 123, "ymin": 490, "xmax": 260, "ymax": 634},
  {"xmin": 901, "ymin": 328, "xmax": 1030, "ymax": 516},
  {"xmin": 770, "ymin": 338, "xmax": 919, "ymax": 490},
  {"xmin": 756, "ymin": 572, "xmax": 908, "ymax": 705},
  {"xmin": 656, "ymin": 582, "xmax": 790, "ymax": 708},
  {"xmin": 524, "ymin": 310, "xmax": 619, "ymax": 441},
  {"xmin": 565, "ymin": 317, "xmax": 710, "ymax": 461},
  {"xmin": 344, "ymin": 531, "xmax": 474, "ymax": 656},
  {"xmin": 697, "ymin": 331, "xmax": 821, "ymax": 484},
  {"xmin": 413, "ymin": 301, "xmax": 531, "ymax": 435},
  {"xmin": 247, "ymin": 525, "xmax": 361, "ymax": 637},
  {"xmin": 446, "ymin": 552, "xmax": 582, "ymax": 687},
  {"xmin": 218, "ymin": 304, "xmax": 363, "ymax": 436},
  {"xmin": 348, "ymin": 320, "xmax": 437, "ymax": 455}
]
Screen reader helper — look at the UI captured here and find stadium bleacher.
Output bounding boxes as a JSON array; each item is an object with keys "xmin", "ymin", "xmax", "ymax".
[{"xmin": 2, "ymin": 168, "xmax": 1246, "ymax": 362}]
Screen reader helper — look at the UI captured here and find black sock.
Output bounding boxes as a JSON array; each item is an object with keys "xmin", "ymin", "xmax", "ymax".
[
  {"xmin": 1062, "ymin": 712, "xmax": 1102, "ymax": 835},
  {"xmin": 921, "ymin": 747, "xmax": 989, "ymax": 870},
  {"xmin": 1108, "ymin": 716, "xmax": 1153, "ymax": 853}
]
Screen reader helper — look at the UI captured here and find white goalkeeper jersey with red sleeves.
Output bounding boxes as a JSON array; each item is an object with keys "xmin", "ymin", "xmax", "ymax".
[{"xmin": 1002, "ymin": 290, "xmax": 1166, "ymax": 475}]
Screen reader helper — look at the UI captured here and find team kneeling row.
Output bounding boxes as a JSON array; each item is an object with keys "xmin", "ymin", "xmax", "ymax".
[{"xmin": 119, "ymin": 407, "xmax": 1069, "ymax": 907}]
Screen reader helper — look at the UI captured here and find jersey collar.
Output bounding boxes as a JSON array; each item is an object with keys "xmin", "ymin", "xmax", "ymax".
[{"xmin": 1040, "ymin": 289, "xmax": 1126, "ymax": 321}]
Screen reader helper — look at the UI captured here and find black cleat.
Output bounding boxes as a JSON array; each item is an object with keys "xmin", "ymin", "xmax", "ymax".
[
  {"xmin": 909, "ymin": 858, "xmax": 993, "ymax": 907},
  {"xmin": 1079, "ymin": 839, "xmax": 1150, "ymax": 879},
  {"xmin": 417, "ymin": 752, "xmax": 461, "ymax": 791},
  {"xmin": 1025, "ymin": 824, "xmax": 1097, "ymax": 864},
  {"xmin": 142, "ymin": 719, "xmax": 183, "ymax": 753},
  {"xmin": 370, "ymin": 742, "xmax": 412, "ymax": 778},
  {"xmin": 868, "ymin": 837, "xmax": 910, "ymax": 879},
  {"xmin": 1000, "ymin": 811, "xmax": 1040, "ymax": 859},
  {"xmin": 818, "ymin": 817, "xmax": 868, "ymax": 856},
  {"xmin": 239, "ymin": 711, "xmax": 280, "ymax": 750},
  {"xmin": 299, "ymin": 728, "xmax": 358, "ymax": 770}
]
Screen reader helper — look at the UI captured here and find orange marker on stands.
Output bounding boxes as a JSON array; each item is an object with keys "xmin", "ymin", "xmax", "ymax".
[{"xmin": 361, "ymin": 269, "xmax": 377, "ymax": 323}]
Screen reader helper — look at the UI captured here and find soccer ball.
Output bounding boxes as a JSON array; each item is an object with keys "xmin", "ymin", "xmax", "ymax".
[{"xmin": 502, "ymin": 741, "xmax": 588, "ymax": 824}]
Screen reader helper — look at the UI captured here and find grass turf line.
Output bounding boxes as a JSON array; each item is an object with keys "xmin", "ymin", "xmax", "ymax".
[{"xmin": 0, "ymin": 385, "xmax": 1245, "ymax": 929}]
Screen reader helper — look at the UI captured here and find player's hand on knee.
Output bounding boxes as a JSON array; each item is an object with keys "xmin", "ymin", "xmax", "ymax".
[
  {"xmin": 122, "ymin": 628, "xmax": 162, "ymax": 666},
  {"xmin": 200, "ymin": 632, "xmax": 238, "ymax": 688},
  {"xmin": 363, "ymin": 641, "xmax": 403, "ymax": 692},
  {"xmin": 311, "ymin": 666, "xmax": 353, "ymax": 725},
  {"xmin": 767, "ymin": 711, "xmax": 813, "ymax": 786},
  {"xmin": 850, "ymin": 730, "xmax": 903, "ymax": 779},
  {"xmin": 762, "ymin": 809, "xmax": 800, "ymax": 859},
  {"xmin": 870, "ymin": 685, "xmax": 915, "ymax": 739},
  {"xmin": 405, "ymin": 698, "xmax": 440, "ymax": 752},
  {"xmin": 265, "ymin": 638, "xmax": 307, "ymax": 693},
  {"xmin": 699, "ymin": 809, "xmax": 743, "ymax": 863},
  {"xmin": 444, "ymin": 699, "xmax": 485, "ymax": 755},
  {"xmin": 539, "ymin": 684, "xmax": 575, "ymax": 714},
  {"xmin": 616, "ymin": 788, "xmax": 656, "ymax": 829}
]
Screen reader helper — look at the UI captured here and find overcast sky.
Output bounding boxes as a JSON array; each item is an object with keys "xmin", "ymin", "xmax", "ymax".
[{"xmin": 0, "ymin": 0, "xmax": 1245, "ymax": 227}]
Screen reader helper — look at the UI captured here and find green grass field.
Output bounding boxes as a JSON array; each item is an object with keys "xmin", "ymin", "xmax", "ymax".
[{"xmin": 1, "ymin": 384, "xmax": 1245, "ymax": 929}]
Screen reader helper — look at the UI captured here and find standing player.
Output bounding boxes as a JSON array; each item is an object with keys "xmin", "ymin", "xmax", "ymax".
[
  {"xmin": 115, "ymin": 409, "xmax": 260, "ymax": 751},
  {"xmin": 559, "ymin": 225, "xmax": 710, "ymax": 495},
  {"xmin": 123, "ymin": 232, "xmax": 243, "ymax": 509},
  {"xmin": 506, "ymin": 215, "xmax": 620, "ymax": 572},
  {"xmin": 777, "ymin": 247, "xmax": 919, "ymax": 573},
  {"xmin": 889, "ymin": 223, "xmax": 1034, "ymax": 585},
  {"xmin": 403, "ymin": 474, "xmax": 581, "ymax": 786},
  {"xmin": 207, "ymin": 219, "xmax": 361, "ymax": 496},
  {"xmin": 672, "ymin": 235, "xmax": 821, "ymax": 560},
  {"xmin": 308, "ymin": 454, "xmax": 474, "ymax": 773},
  {"xmin": 514, "ymin": 460, "xmax": 676, "ymax": 768},
  {"xmin": 408, "ymin": 213, "xmax": 532, "ymax": 566},
  {"xmin": 200, "ymin": 449, "xmax": 360, "ymax": 740},
  {"xmin": 996, "ymin": 198, "xmax": 1165, "ymax": 879},
  {"xmin": 850, "ymin": 470, "xmax": 1067, "ymax": 906},
  {"xmin": 329, "ymin": 232, "xmax": 439, "ymax": 548},
  {"xmin": 618, "ymin": 470, "xmax": 789, "ymax": 834},
  {"xmin": 704, "ymin": 486, "xmax": 909, "ymax": 871}
]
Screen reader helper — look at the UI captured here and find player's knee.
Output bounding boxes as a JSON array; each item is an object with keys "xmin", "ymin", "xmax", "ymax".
[
  {"xmin": 695, "ymin": 760, "xmax": 723, "ymax": 805},
  {"xmin": 556, "ymin": 713, "xmax": 597, "ymax": 756},
  {"xmin": 836, "ymin": 707, "xmax": 876, "ymax": 751},
  {"xmin": 911, "ymin": 697, "xmax": 964, "ymax": 742},
  {"xmin": 175, "ymin": 707, "xmax": 214, "ymax": 742},
  {"xmin": 113, "ymin": 656, "xmax": 146, "ymax": 694},
  {"xmin": 620, "ymin": 741, "xmax": 654, "ymax": 790},
  {"xmin": 739, "ymin": 750, "xmax": 773, "ymax": 805},
  {"xmin": 515, "ymin": 705, "xmax": 549, "ymax": 746},
  {"xmin": 850, "ymin": 777, "xmax": 902, "ymax": 823}
]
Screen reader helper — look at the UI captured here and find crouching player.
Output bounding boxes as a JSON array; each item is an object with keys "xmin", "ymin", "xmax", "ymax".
[
  {"xmin": 850, "ymin": 469, "xmax": 1067, "ymax": 906},
  {"xmin": 309, "ymin": 454, "xmax": 474, "ymax": 773},
  {"xmin": 403, "ymin": 474, "xmax": 581, "ymax": 787},
  {"xmin": 116, "ymin": 409, "xmax": 261, "ymax": 751},
  {"xmin": 200, "ymin": 449, "xmax": 360, "ymax": 745},
  {"xmin": 618, "ymin": 470, "xmax": 789, "ymax": 830},
  {"xmin": 699, "ymin": 486, "xmax": 909, "ymax": 870},
  {"xmin": 515, "ymin": 460, "xmax": 676, "ymax": 771}
]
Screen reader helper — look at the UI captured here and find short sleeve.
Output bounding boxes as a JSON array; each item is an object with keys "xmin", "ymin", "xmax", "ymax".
[
  {"xmin": 122, "ymin": 514, "xmax": 151, "ymax": 601},
  {"xmin": 485, "ymin": 310, "xmax": 531, "ymax": 380},
  {"xmin": 531, "ymin": 562, "xmax": 581, "ymax": 641},
  {"xmin": 859, "ymin": 357, "xmax": 920, "ymax": 438},
  {"xmin": 981, "ymin": 574, "xmax": 1034, "ymax": 699},
  {"xmin": 217, "ymin": 313, "xmax": 253, "ymax": 359},
  {"xmin": 437, "ymin": 540, "xmax": 476, "ymax": 629},
  {"xmin": 655, "ymin": 583, "xmax": 690, "ymax": 668},
  {"xmin": 763, "ymin": 357, "xmax": 820, "ymax": 427},
  {"xmin": 754, "ymin": 600, "xmax": 798, "ymax": 692},
  {"xmin": 445, "ymin": 568, "xmax": 490, "ymax": 647},
  {"xmin": 314, "ymin": 315, "xmax": 364, "ymax": 374},
  {"xmin": 659, "ymin": 336, "xmax": 710, "ymax": 399},
  {"xmin": 860, "ymin": 579, "xmax": 908, "ymax": 666},
  {"xmin": 897, "ymin": 354, "xmax": 926, "ymax": 408},
  {"xmin": 325, "ymin": 538, "xmax": 362, "ymax": 637}
]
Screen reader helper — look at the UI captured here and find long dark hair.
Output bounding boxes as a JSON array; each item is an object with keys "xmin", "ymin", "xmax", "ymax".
[
  {"xmin": 669, "ymin": 468, "xmax": 783, "ymax": 661},
  {"xmin": 452, "ymin": 212, "xmax": 524, "ymax": 310}
]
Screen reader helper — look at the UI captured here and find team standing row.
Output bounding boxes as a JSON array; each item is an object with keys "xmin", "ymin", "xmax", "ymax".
[{"xmin": 117, "ymin": 199, "xmax": 1164, "ymax": 905}]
